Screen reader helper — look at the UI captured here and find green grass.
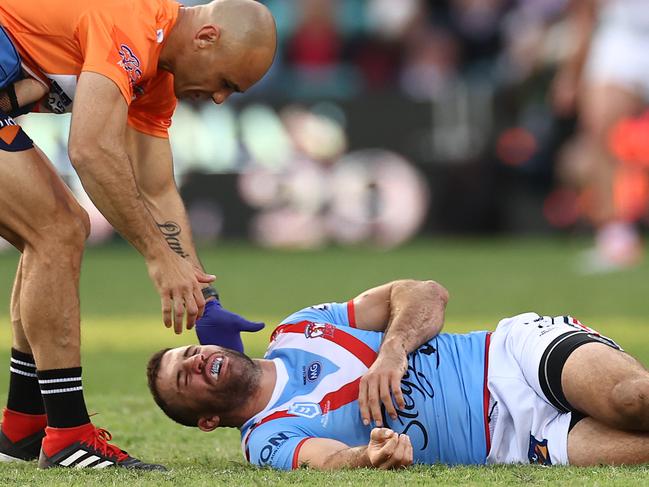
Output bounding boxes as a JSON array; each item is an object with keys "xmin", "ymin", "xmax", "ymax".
[{"xmin": 0, "ymin": 238, "xmax": 648, "ymax": 485}]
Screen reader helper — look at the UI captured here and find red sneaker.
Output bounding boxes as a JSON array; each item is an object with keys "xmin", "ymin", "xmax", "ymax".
[
  {"xmin": 38, "ymin": 425, "xmax": 166, "ymax": 470},
  {"xmin": 0, "ymin": 427, "xmax": 44, "ymax": 462}
]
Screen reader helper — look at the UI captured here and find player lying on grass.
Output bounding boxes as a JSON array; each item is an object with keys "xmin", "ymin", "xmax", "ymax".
[{"xmin": 147, "ymin": 279, "xmax": 649, "ymax": 469}]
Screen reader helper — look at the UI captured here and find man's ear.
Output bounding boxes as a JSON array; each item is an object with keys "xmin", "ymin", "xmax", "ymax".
[
  {"xmin": 195, "ymin": 25, "xmax": 221, "ymax": 49},
  {"xmin": 197, "ymin": 415, "xmax": 220, "ymax": 432}
]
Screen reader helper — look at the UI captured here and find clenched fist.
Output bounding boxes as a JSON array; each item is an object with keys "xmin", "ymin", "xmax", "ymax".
[{"xmin": 367, "ymin": 428, "xmax": 413, "ymax": 469}]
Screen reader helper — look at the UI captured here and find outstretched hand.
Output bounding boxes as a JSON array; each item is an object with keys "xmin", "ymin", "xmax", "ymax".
[
  {"xmin": 146, "ymin": 253, "xmax": 215, "ymax": 334},
  {"xmin": 358, "ymin": 351, "xmax": 407, "ymax": 426},
  {"xmin": 195, "ymin": 299, "xmax": 265, "ymax": 353},
  {"xmin": 367, "ymin": 428, "xmax": 413, "ymax": 469}
]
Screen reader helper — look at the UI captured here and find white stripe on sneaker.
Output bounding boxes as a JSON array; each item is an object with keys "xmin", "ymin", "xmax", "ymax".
[
  {"xmin": 92, "ymin": 460, "xmax": 114, "ymax": 469},
  {"xmin": 0, "ymin": 451, "xmax": 26, "ymax": 463},
  {"xmin": 40, "ymin": 386, "xmax": 83, "ymax": 394},
  {"xmin": 59, "ymin": 449, "xmax": 87, "ymax": 466},
  {"xmin": 10, "ymin": 358, "xmax": 36, "ymax": 368},
  {"xmin": 9, "ymin": 367, "xmax": 37, "ymax": 378},
  {"xmin": 76, "ymin": 455, "xmax": 101, "ymax": 468},
  {"xmin": 38, "ymin": 377, "xmax": 82, "ymax": 384}
]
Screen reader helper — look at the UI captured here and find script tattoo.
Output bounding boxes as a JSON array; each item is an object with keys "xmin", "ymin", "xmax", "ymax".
[
  {"xmin": 382, "ymin": 339, "xmax": 438, "ymax": 451},
  {"xmin": 157, "ymin": 221, "xmax": 189, "ymax": 258}
]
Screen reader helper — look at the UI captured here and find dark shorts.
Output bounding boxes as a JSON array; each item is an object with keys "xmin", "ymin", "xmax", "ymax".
[
  {"xmin": 538, "ymin": 330, "xmax": 622, "ymax": 430},
  {"xmin": 0, "ymin": 112, "xmax": 32, "ymax": 152}
]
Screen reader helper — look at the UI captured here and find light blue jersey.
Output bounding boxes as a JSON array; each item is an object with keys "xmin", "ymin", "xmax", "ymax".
[{"xmin": 240, "ymin": 302, "xmax": 491, "ymax": 470}]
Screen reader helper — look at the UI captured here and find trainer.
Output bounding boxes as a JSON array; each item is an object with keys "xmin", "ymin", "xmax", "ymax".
[
  {"xmin": 0, "ymin": 0, "xmax": 275, "ymax": 470},
  {"xmin": 148, "ymin": 280, "xmax": 649, "ymax": 469}
]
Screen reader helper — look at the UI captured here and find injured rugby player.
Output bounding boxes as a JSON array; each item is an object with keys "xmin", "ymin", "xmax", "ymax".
[{"xmin": 147, "ymin": 279, "xmax": 649, "ymax": 469}]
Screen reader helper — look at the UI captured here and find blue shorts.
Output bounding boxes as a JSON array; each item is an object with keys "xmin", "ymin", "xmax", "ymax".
[{"xmin": 0, "ymin": 25, "xmax": 21, "ymax": 90}]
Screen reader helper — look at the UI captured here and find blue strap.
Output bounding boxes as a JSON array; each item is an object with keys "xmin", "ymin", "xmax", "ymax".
[{"xmin": 0, "ymin": 26, "xmax": 21, "ymax": 89}]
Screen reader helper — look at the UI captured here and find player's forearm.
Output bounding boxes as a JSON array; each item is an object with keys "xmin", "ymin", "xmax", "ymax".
[
  {"xmin": 317, "ymin": 446, "xmax": 372, "ymax": 470},
  {"xmin": 70, "ymin": 146, "xmax": 167, "ymax": 259},
  {"xmin": 380, "ymin": 280, "xmax": 449, "ymax": 357},
  {"xmin": 142, "ymin": 184, "xmax": 203, "ymax": 269},
  {"xmin": 124, "ymin": 128, "xmax": 205, "ymax": 274}
]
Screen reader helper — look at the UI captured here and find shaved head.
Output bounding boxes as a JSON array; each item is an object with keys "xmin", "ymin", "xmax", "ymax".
[
  {"xmin": 161, "ymin": 0, "xmax": 277, "ymax": 102},
  {"xmin": 201, "ymin": 0, "xmax": 276, "ymax": 52}
]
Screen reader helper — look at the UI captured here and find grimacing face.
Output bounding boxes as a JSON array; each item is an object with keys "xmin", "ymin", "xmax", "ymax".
[{"xmin": 156, "ymin": 344, "xmax": 259, "ymax": 425}]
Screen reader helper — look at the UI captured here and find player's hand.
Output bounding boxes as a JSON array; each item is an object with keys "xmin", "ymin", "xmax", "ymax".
[
  {"xmin": 146, "ymin": 252, "xmax": 215, "ymax": 334},
  {"xmin": 195, "ymin": 299, "xmax": 265, "ymax": 353},
  {"xmin": 358, "ymin": 351, "xmax": 407, "ymax": 427},
  {"xmin": 367, "ymin": 428, "xmax": 413, "ymax": 469}
]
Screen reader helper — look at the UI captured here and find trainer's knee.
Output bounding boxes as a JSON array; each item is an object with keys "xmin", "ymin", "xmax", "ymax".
[
  {"xmin": 76, "ymin": 206, "xmax": 91, "ymax": 240},
  {"xmin": 37, "ymin": 204, "xmax": 89, "ymax": 256},
  {"xmin": 610, "ymin": 378, "xmax": 649, "ymax": 427}
]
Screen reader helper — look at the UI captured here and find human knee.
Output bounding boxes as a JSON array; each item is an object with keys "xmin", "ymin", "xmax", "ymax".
[
  {"xmin": 610, "ymin": 378, "xmax": 649, "ymax": 425},
  {"xmin": 75, "ymin": 206, "xmax": 91, "ymax": 240},
  {"xmin": 40, "ymin": 205, "xmax": 89, "ymax": 254}
]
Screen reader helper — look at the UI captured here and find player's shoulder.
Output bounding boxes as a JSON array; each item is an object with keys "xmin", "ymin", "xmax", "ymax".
[
  {"xmin": 242, "ymin": 414, "xmax": 310, "ymax": 466},
  {"xmin": 278, "ymin": 301, "xmax": 353, "ymax": 328}
]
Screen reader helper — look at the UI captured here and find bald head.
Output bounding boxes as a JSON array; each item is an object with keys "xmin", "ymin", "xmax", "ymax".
[
  {"xmin": 200, "ymin": 0, "xmax": 276, "ymax": 52},
  {"xmin": 162, "ymin": 0, "xmax": 277, "ymax": 103}
]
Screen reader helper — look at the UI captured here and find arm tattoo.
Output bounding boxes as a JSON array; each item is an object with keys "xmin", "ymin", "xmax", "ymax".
[{"xmin": 157, "ymin": 221, "xmax": 189, "ymax": 258}]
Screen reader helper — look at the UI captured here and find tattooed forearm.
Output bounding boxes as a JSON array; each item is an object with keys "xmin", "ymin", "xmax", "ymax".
[{"xmin": 157, "ymin": 221, "xmax": 189, "ymax": 258}]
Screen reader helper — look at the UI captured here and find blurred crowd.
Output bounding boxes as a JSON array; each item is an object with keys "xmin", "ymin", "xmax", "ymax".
[
  {"xmin": 218, "ymin": 0, "xmax": 570, "ymax": 101},
  {"xmin": 7, "ymin": 0, "xmax": 649, "ymax": 271}
]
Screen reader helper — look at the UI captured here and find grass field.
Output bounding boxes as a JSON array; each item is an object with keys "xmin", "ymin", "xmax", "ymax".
[{"xmin": 0, "ymin": 238, "xmax": 648, "ymax": 486}]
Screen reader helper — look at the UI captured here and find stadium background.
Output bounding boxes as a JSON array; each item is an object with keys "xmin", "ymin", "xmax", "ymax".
[{"xmin": 1, "ymin": 0, "xmax": 649, "ymax": 485}]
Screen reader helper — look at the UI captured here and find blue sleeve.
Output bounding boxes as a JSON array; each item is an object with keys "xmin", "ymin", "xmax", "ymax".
[
  {"xmin": 279, "ymin": 302, "xmax": 354, "ymax": 328},
  {"xmin": 247, "ymin": 425, "xmax": 311, "ymax": 470}
]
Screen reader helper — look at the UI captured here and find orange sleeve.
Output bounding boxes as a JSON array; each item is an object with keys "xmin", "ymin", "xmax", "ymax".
[
  {"xmin": 76, "ymin": 10, "xmax": 141, "ymax": 106},
  {"xmin": 127, "ymin": 72, "xmax": 176, "ymax": 138}
]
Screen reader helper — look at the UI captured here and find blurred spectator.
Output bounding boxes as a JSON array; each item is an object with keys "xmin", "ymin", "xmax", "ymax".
[
  {"xmin": 285, "ymin": 0, "xmax": 342, "ymax": 69},
  {"xmin": 400, "ymin": 26, "xmax": 460, "ymax": 100}
]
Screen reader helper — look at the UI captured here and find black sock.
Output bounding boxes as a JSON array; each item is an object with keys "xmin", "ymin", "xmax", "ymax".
[
  {"xmin": 37, "ymin": 367, "xmax": 89, "ymax": 428},
  {"xmin": 7, "ymin": 348, "xmax": 45, "ymax": 415}
]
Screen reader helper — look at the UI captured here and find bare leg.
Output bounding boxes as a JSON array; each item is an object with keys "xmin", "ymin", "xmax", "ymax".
[
  {"xmin": 579, "ymin": 82, "xmax": 644, "ymax": 225},
  {"xmin": 568, "ymin": 417, "xmax": 649, "ymax": 466},
  {"xmin": 562, "ymin": 342, "xmax": 649, "ymax": 430},
  {"xmin": 0, "ymin": 146, "xmax": 89, "ymax": 370},
  {"xmin": 577, "ymin": 83, "xmax": 644, "ymax": 269},
  {"xmin": 10, "ymin": 256, "xmax": 31, "ymax": 354}
]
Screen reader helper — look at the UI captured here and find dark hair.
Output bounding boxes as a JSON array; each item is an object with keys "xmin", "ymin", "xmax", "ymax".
[{"xmin": 146, "ymin": 348, "xmax": 199, "ymax": 428}]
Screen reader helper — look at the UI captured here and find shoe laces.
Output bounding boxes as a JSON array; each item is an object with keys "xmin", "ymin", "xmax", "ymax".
[{"xmin": 81, "ymin": 427, "xmax": 129, "ymax": 462}]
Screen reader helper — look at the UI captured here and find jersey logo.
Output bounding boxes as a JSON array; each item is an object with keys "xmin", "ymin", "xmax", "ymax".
[
  {"xmin": 303, "ymin": 361, "xmax": 322, "ymax": 384},
  {"xmin": 117, "ymin": 44, "xmax": 143, "ymax": 92},
  {"xmin": 304, "ymin": 322, "xmax": 335, "ymax": 339},
  {"xmin": 528, "ymin": 434, "xmax": 552, "ymax": 466},
  {"xmin": 45, "ymin": 79, "xmax": 74, "ymax": 114},
  {"xmin": 310, "ymin": 303, "xmax": 329, "ymax": 311},
  {"xmin": 288, "ymin": 402, "xmax": 322, "ymax": 419},
  {"xmin": 259, "ymin": 431, "xmax": 300, "ymax": 466}
]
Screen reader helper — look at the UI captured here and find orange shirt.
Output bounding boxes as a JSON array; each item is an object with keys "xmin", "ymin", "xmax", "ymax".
[{"xmin": 0, "ymin": 0, "xmax": 180, "ymax": 138}]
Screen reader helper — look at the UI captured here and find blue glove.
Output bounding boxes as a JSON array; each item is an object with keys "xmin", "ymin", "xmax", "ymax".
[{"xmin": 195, "ymin": 299, "xmax": 265, "ymax": 353}]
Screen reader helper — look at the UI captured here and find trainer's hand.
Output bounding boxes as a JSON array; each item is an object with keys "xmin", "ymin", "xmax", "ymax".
[
  {"xmin": 146, "ymin": 253, "xmax": 215, "ymax": 334},
  {"xmin": 367, "ymin": 428, "xmax": 413, "ymax": 469},
  {"xmin": 195, "ymin": 300, "xmax": 265, "ymax": 353},
  {"xmin": 359, "ymin": 351, "xmax": 407, "ymax": 426}
]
